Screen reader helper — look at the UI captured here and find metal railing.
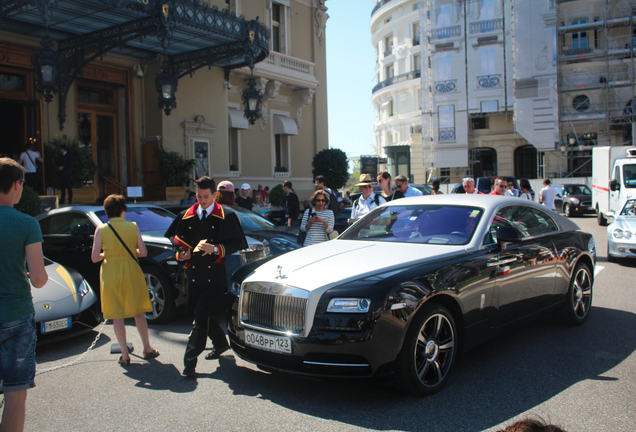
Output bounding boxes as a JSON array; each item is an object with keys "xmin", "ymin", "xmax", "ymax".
[
  {"xmin": 264, "ymin": 52, "xmax": 315, "ymax": 76},
  {"xmin": 477, "ymin": 74, "xmax": 501, "ymax": 89},
  {"xmin": 411, "ymin": 125, "xmax": 422, "ymax": 134},
  {"xmin": 439, "ymin": 127, "xmax": 455, "ymax": 141},
  {"xmin": 434, "ymin": 79, "xmax": 457, "ymax": 93},
  {"xmin": 469, "ymin": 18, "xmax": 503, "ymax": 34},
  {"xmin": 372, "ymin": 70, "xmax": 421, "ymax": 94},
  {"xmin": 431, "ymin": 25, "xmax": 461, "ymax": 40},
  {"xmin": 371, "ymin": 0, "xmax": 393, "ymax": 18},
  {"xmin": 384, "ymin": 46, "xmax": 393, "ymax": 57}
]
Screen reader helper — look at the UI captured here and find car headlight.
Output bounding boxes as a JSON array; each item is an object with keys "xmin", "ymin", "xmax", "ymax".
[
  {"xmin": 613, "ymin": 228, "xmax": 624, "ymax": 239},
  {"xmin": 261, "ymin": 240, "xmax": 272, "ymax": 256},
  {"xmin": 623, "ymin": 230, "xmax": 633, "ymax": 240},
  {"xmin": 230, "ymin": 281, "xmax": 241, "ymax": 296},
  {"xmin": 327, "ymin": 298, "xmax": 371, "ymax": 313},
  {"xmin": 570, "ymin": 197, "xmax": 580, "ymax": 204},
  {"xmin": 588, "ymin": 236, "xmax": 596, "ymax": 257},
  {"xmin": 78, "ymin": 280, "xmax": 90, "ymax": 297}
]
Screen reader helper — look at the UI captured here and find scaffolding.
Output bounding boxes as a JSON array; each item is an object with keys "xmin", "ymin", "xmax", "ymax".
[{"xmin": 556, "ymin": 0, "xmax": 636, "ymax": 177}]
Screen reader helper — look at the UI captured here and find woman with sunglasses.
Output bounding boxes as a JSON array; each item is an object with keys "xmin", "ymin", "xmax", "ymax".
[
  {"xmin": 299, "ymin": 189, "xmax": 335, "ymax": 246},
  {"xmin": 377, "ymin": 171, "xmax": 404, "ymax": 202}
]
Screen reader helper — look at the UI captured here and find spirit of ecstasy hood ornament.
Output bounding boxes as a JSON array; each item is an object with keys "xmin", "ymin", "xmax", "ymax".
[{"xmin": 276, "ymin": 265, "xmax": 286, "ymax": 279}]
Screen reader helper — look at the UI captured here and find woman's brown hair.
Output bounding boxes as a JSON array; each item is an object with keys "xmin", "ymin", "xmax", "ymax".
[
  {"xmin": 104, "ymin": 194, "xmax": 127, "ymax": 218},
  {"xmin": 310, "ymin": 189, "xmax": 330, "ymax": 207},
  {"xmin": 213, "ymin": 190, "xmax": 235, "ymax": 205}
]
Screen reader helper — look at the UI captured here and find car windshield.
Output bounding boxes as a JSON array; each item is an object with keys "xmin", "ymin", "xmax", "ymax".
[
  {"xmin": 228, "ymin": 206, "xmax": 275, "ymax": 230},
  {"xmin": 620, "ymin": 200, "xmax": 636, "ymax": 216},
  {"xmin": 95, "ymin": 207, "xmax": 175, "ymax": 232},
  {"xmin": 623, "ymin": 164, "xmax": 636, "ymax": 188},
  {"xmin": 563, "ymin": 185, "xmax": 591, "ymax": 195},
  {"xmin": 340, "ymin": 204, "xmax": 483, "ymax": 245}
]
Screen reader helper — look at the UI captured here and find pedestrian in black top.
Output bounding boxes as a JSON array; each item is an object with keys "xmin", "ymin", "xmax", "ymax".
[
  {"xmin": 57, "ymin": 144, "xmax": 73, "ymax": 204},
  {"xmin": 164, "ymin": 176, "xmax": 248, "ymax": 378},
  {"xmin": 235, "ymin": 183, "xmax": 253, "ymax": 210},
  {"xmin": 377, "ymin": 171, "xmax": 404, "ymax": 202},
  {"xmin": 314, "ymin": 175, "xmax": 340, "ymax": 217},
  {"xmin": 283, "ymin": 180, "xmax": 300, "ymax": 227}
]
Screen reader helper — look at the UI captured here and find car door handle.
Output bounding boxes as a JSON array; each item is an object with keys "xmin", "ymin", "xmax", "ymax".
[{"xmin": 487, "ymin": 257, "xmax": 518, "ymax": 267}]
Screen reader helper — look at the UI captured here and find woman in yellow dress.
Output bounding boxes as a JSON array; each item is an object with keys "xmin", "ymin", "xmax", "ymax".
[{"xmin": 91, "ymin": 194, "xmax": 159, "ymax": 365}]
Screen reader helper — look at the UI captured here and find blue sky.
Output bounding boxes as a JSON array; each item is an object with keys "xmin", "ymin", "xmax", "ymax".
[{"xmin": 326, "ymin": 0, "xmax": 377, "ymax": 161}]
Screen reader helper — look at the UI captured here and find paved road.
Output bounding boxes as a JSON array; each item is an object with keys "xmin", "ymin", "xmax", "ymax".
[{"xmin": 8, "ymin": 215, "xmax": 636, "ymax": 432}]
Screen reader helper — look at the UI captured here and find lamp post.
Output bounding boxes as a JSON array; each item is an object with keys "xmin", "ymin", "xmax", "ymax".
[
  {"xmin": 155, "ymin": 59, "xmax": 178, "ymax": 116},
  {"xmin": 33, "ymin": 36, "xmax": 61, "ymax": 103},
  {"xmin": 241, "ymin": 75, "xmax": 262, "ymax": 125}
]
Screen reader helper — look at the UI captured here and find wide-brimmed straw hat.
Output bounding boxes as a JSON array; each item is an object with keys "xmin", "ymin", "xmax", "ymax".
[{"xmin": 355, "ymin": 173, "xmax": 376, "ymax": 187}]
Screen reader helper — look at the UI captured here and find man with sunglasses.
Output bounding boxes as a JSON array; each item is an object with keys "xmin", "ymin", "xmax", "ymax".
[
  {"xmin": 349, "ymin": 173, "xmax": 386, "ymax": 224},
  {"xmin": 394, "ymin": 175, "xmax": 422, "ymax": 198},
  {"xmin": 462, "ymin": 177, "xmax": 484, "ymax": 194},
  {"xmin": 489, "ymin": 177, "xmax": 508, "ymax": 195}
]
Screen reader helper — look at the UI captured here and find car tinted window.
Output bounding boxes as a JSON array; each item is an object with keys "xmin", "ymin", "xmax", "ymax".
[
  {"xmin": 564, "ymin": 185, "xmax": 591, "ymax": 195},
  {"xmin": 229, "ymin": 206, "xmax": 275, "ymax": 230},
  {"xmin": 43, "ymin": 212, "xmax": 93, "ymax": 235},
  {"xmin": 340, "ymin": 204, "xmax": 483, "ymax": 245},
  {"xmin": 95, "ymin": 207, "xmax": 175, "ymax": 232},
  {"xmin": 490, "ymin": 206, "xmax": 557, "ymax": 241},
  {"xmin": 623, "ymin": 164, "xmax": 636, "ymax": 188}
]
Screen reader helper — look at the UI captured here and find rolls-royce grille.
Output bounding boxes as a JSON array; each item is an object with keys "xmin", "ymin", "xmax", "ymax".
[{"xmin": 241, "ymin": 291, "xmax": 307, "ymax": 335}]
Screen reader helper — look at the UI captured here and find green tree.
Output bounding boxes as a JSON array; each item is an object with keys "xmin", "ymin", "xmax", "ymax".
[
  {"xmin": 268, "ymin": 184, "xmax": 286, "ymax": 207},
  {"xmin": 15, "ymin": 185, "xmax": 41, "ymax": 216},
  {"xmin": 157, "ymin": 150, "xmax": 196, "ymax": 186},
  {"xmin": 311, "ymin": 148, "xmax": 349, "ymax": 190}
]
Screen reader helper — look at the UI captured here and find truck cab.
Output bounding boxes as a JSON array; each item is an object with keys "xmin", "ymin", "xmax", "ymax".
[{"xmin": 593, "ymin": 146, "xmax": 636, "ymax": 226}]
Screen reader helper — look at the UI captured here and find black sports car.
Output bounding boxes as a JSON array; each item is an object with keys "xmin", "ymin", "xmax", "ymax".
[
  {"xmin": 35, "ymin": 205, "xmax": 299, "ymax": 324},
  {"xmin": 553, "ymin": 184, "xmax": 595, "ymax": 217},
  {"xmin": 227, "ymin": 195, "xmax": 595, "ymax": 396}
]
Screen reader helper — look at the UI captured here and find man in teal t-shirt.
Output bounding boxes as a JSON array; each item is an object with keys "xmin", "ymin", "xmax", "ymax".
[{"xmin": 0, "ymin": 157, "xmax": 48, "ymax": 432}]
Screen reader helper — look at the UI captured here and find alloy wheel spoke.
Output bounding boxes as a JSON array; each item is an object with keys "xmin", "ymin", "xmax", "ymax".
[
  {"xmin": 417, "ymin": 359, "xmax": 429, "ymax": 380},
  {"xmin": 438, "ymin": 339, "xmax": 454, "ymax": 352},
  {"xmin": 432, "ymin": 359, "xmax": 444, "ymax": 383},
  {"xmin": 432, "ymin": 316, "xmax": 442, "ymax": 338}
]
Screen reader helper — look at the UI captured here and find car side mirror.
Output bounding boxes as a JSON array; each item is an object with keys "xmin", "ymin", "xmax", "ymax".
[
  {"xmin": 72, "ymin": 224, "xmax": 91, "ymax": 236},
  {"xmin": 496, "ymin": 226, "xmax": 522, "ymax": 243},
  {"xmin": 610, "ymin": 180, "xmax": 620, "ymax": 192}
]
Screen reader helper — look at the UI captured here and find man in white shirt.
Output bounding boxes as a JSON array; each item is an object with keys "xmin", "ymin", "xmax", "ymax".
[
  {"xmin": 462, "ymin": 177, "xmax": 483, "ymax": 194},
  {"xmin": 394, "ymin": 175, "xmax": 423, "ymax": 198},
  {"xmin": 349, "ymin": 173, "xmax": 386, "ymax": 223},
  {"xmin": 19, "ymin": 143, "xmax": 43, "ymax": 192},
  {"xmin": 539, "ymin": 178, "xmax": 558, "ymax": 210}
]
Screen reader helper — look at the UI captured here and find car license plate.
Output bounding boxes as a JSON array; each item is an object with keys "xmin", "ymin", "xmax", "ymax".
[
  {"xmin": 41, "ymin": 317, "xmax": 72, "ymax": 333},
  {"xmin": 244, "ymin": 329, "xmax": 291, "ymax": 354}
]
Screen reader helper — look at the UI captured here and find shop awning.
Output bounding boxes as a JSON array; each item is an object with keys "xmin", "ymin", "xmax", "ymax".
[
  {"xmin": 273, "ymin": 115, "xmax": 298, "ymax": 136},
  {"xmin": 228, "ymin": 108, "xmax": 249, "ymax": 130}
]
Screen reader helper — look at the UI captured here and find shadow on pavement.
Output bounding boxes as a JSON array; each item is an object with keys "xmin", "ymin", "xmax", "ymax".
[
  {"xmin": 188, "ymin": 306, "xmax": 636, "ymax": 432},
  {"xmin": 36, "ymin": 329, "xmax": 112, "ymax": 364},
  {"xmin": 121, "ymin": 359, "xmax": 199, "ymax": 393}
]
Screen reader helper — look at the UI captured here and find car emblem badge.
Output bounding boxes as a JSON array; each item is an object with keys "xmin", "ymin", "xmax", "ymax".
[{"xmin": 276, "ymin": 265, "xmax": 286, "ymax": 279}]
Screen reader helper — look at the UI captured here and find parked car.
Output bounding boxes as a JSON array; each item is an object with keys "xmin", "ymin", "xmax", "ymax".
[
  {"xmin": 552, "ymin": 184, "xmax": 595, "ymax": 217},
  {"xmin": 607, "ymin": 198, "xmax": 636, "ymax": 262},
  {"xmin": 35, "ymin": 205, "xmax": 287, "ymax": 324},
  {"xmin": 34, "ymin": 258, "xmax": 101, "ymax": 344},
  {"xmin": 227, "ymin": 195, "xmax": 595, "ymax": 396},
  {"xmin": 451, "ymin": 176, "xmax": 520, "ymax": 195}
]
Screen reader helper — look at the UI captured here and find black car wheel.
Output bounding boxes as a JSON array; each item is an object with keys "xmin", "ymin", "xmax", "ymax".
[
  {"xmin": 561, "ymin": 263, "xmax": 592, "ymax": 325},
  {"xmin": 396, "ymin": 303, "xmax": 457, "ymax": 396},
  {"xmin": 143, "ymin": 266, "xmax": 176, "ymax": 324},
  {"xmin": 563, "ymin": 203, "xmax": 572, "ymax": 217},
  {"xmin": 597, "ymin": 209, "xmax": 607, "ymax": 226}
]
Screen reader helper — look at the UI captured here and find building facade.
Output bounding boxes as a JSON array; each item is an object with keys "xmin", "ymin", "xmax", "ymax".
[{"xmin": 0, "ymin": 0, "xmax": 329, "ymax": 203}]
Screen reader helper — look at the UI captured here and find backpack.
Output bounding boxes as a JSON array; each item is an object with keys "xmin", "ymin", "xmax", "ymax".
[
  {"xmin": 325, "ymin": 188, "xmax": 340, "ymax": 217},
  {"xmin": 354, "ymin": 193, "xmax": 381, "ymax": 214}
]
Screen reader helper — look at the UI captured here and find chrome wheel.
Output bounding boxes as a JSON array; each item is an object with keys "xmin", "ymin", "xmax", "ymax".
[
  {"xmin": 142, "ymin": 267, "xmax": 176, "ymax": 324},
  {"xmin": 414, "ymin": 313, "xmax": 455, "ymax": 388},
  {"xmin": 564, "ymin": 203, "xmax": 571, "ymax": 217},
  {"xmin": 571, "ymin": 267, "xmax": 592, "ymax": 319},
  {"xmin": 145, "ymin": 273, "xmax": 165, "ymax": 320},
  {"xmin": 561, "ymin": 263, "xmax": 593, "ymax": 325},
  {"xmin": 396, "ymin": 303, "xmax": 457, "ymax": 395}
]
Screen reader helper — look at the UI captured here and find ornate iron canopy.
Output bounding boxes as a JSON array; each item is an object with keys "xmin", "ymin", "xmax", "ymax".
[{"xmin": 1, "ymin": 0, "xmax": 269, "ymax": 128}]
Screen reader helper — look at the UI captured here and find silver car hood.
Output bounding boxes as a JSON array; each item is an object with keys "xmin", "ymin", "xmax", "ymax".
[{"xmin": 244, "ymin": 240, "xmax": 467, "ymax": 292}]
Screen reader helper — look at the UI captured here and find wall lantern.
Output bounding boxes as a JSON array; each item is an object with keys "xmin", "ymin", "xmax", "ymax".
[
  {"xmin": 241, "ymin": 75, "xmax": 263, "ymax": 125},
  {"xmin": 32, "ymin": 36, "xmax": 60, "ymax": 103},
  {"xmin": 155, "ymin": 59, "xmax": 178, "ymax": 116}
]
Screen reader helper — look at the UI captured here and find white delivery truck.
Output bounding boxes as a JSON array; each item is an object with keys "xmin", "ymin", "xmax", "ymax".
[{"xmin": 592, "ymin": 145, "xmax": 636, "ymax": 226}]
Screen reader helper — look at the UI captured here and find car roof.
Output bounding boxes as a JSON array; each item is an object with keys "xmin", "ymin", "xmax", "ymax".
[{"xmin": 36, "ymin": 204, "xmax": 168, "ymax": 218}]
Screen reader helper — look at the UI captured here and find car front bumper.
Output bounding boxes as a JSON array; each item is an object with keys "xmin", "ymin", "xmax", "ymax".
[
  {"xmin": 608, "ymin": 239, "xmax": 636, "ymax": 259},
  {"xmin": 36, "ymin": 305, "xmax": 102, "ymax": 345}
]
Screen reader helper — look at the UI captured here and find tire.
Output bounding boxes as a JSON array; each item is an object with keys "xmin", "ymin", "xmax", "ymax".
[
  {"xmin": 395, "ymin": 303, "xmax": 457, "ymax": 396},
  {"xmin": 561, "ymin": 263, "xmax": 593, "ymax": 325},
  {"xmin": 563, "ymin": 203, "xmax": 571, "ymax": 218},
  {"xmin": 143, "ymin": 266, "xmax": 176, "ymax": 324},
  {"xmin": 607, "ymin": 241, "xmax": 619, "ymax": 263},
  {"xmin": 597, "ymin": 210, "xmax": 607, "ymax": 226}
]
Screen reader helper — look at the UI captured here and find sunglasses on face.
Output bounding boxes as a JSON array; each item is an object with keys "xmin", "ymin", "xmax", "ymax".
[
  {"xmin": 315, "ymin": 199, "xmax": 326, "ymax": 202},
  {"xmin": 497, "ymin": 184, "xmax": 506, "ymax": 188},
  {"xmin": 462, "ymin": 178, "xmax": 474, "ymax": 183},
  {"xmin": 395, "ymin": 183, "xmax": 404, "ymax": 188}
]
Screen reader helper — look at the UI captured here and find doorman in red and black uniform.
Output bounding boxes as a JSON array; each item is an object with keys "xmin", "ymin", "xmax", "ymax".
[{"xmin": 165, "ymin": 177, "xmax": 247, "ymax": 377}]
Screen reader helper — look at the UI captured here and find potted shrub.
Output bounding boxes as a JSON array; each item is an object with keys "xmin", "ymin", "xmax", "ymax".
[{"xmin": 157, "ymin": 150, "xmax": 196, "ymax": 201}]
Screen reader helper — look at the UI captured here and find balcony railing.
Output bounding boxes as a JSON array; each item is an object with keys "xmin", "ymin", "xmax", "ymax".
[
  {"xmin": 439, "ymin": 127, "xmax": 455, "ymax": 142},
  {"xmin": 372, "ymin": 70, "xmax": 421, "ymax": 94},
  {"xmin": 434, "ymin": 79, "xmax": 457, "ymax": 93},
  {"xmin": 384, "ymin": 46, "xmax": 393, "ymax": 57},
  {"xmin": 265, "ymin": 52, "xmax": 315, "ymax": 76},
  {"xmin": 477, "ymin": 74, "xmax": 501, "ymax": 89},
  {"xmin": 431, "ymin": 25, "xmax": 462, "ymax": 40},
  {"xmin": 371, "ymin": 0, "xmax": 393, "ymax": 18},
  {"xmin": 469, "ymin": 18, "xmax": 503, "ymax": 34}
]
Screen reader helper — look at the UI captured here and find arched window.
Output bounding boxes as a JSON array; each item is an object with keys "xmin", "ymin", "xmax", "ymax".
[{"xmin": 514, "ymin": 145, "xmax": 538, "ymax": 179}]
